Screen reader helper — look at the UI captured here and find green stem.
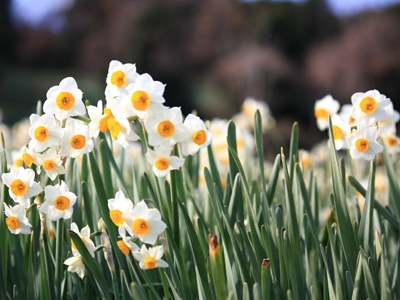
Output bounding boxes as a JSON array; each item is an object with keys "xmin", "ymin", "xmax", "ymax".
[
  {"xmin": 71, "ymin": 115, "xmax": 91, "ymax": 123},
  {"xmin": 170, "ymin": 170, "xmax": 179, "ymax": 246},
  {"xmin": 55, "ymin": 219, "xmax": 64, "ymax": 299},
  {"xmin": 111, "ymin": 269, "xmax": 120, "ymax": 300}
]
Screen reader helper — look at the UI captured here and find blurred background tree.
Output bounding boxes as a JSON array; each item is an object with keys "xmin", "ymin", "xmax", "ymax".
[{"xmin": 1, "ymin": 0, "xmax": 400, "ymax": 149}]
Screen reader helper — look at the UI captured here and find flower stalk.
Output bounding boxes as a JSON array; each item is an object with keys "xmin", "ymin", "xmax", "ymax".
[{"xmin": 208, "ymin": 230, "xmax": 227, "ymax": 300}]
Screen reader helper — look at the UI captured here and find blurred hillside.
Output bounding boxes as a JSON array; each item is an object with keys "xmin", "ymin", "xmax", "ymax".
[{"xmin": 1, "ymin": 0, "xmax": 400, "ymax": 149}]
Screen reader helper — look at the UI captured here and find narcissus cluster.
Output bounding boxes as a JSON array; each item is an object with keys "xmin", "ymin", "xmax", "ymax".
[
  {"xmin": 314, "ymin": 90, "xmax": 400, "ymax": 160},
  {"xmin": 1, "ymin": 60, "xmax": 214, "ymax": 278}
]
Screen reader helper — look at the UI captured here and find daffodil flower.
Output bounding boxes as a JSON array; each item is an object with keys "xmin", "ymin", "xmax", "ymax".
[
  {"xmin": 43, "ymin": 77, "xmax": 86, "ymax": 121},
  {"xmin": 36, "ymin": 147, "xmax": 67, "ymax": 180},
  {"xmin": 132, "ymin": 244, "xmax": 168, "ymax": 270},
  {"xmin": 338, "ymin": 104, "xmax": 357, "ymax": 127},
  {"xmin": 314, "ymin": 95, "xmax": 340, "ymax": 131},
  {"xmin": 105, "ymin": 60, "xmax": 139, "ymax": 98},
  {"xmin": 59, "ymin": 119, "xmax": 94, "ymax": 158},
  {"xmin": 4, "ymin": 203, "xmax": 32, "ymax": 234},
  {"xmin": 70, "ymin": 222, "xmax": 96, "ymax": 258},
  {"xmin": 381, "ymin": 134, "xmax": 400, "ymax": 154},
  {"xmin": 28, "ymin": 113, "xmax": 64, "ymax": 152},
  {"xmin": 348, "ymin": 126, "xmax": 383, "ymax": 161},
  {"xmin": 64, "ymin": 256, "xmax": 85, "ymax": 279},
  {"xmin": 122, "ymin": 200, "xmax": 167, "ymax": 245},
  {"xmin": 108, "ymin": 190, "xmax": 134, "ymax": 228},
  {"xmin": 181, "ymin": 114, "xmax": 212, "ymax": 156},
  {"xmin": 21, "ymin": 146, "xmax": 37, "ymax": 168},
  {"xmin": 233, "ymin": 97, "xmax": 274, "ymax": 132},
  {"xmin": 145, "ymin": 107, "xmax": 187, "ymax": 147},
  {"xmin": 379, "ymin": 102, "xmax": 400, "ymax": 135},
  {"xmin": 145, "ymin": 144, "xmax": 185, "ymax": 178},
  {"xmin": 40, "ymin": 180, "xmax": 77, "ymax": 221},
  {"xmin": 117, "ymin": 226, "xmax": 139, "ymax": 256},
  {"xmin": 106, "ymin": 109, "xmax": 140, "ymax": 148},
  {"xmin": 351, "ymin": 89, "xmax": 391, "ymax": 127},
  {"xmin": 2, "ymin": 167, "xmax": 43, "ymax": 208},
  {"xmin": 124, "ymin": 73, "xmax": 166, "ymax": 121},
  {"xmin": 330, "ymin": 114, "xmax": 350, "ymax": 150}
]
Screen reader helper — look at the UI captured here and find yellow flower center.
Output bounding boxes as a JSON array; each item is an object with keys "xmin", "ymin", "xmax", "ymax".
[
  {"xmin": 386, "ymin": 137, "xmax": 398, "ymax": 147},
  {"xmin": 131, "ymin": 91, "xmax": 150, "ymax": 111},
  {"xmin": 6, "ymin": 216, "xmax": 19, "ymax": 230},
  {"xmin": 70, "ymin": 134, "xmax": 86, "ymax": 150},
  {"xmin": 349, "ymin": 115, "xmax": 355, "ymax": 125},
  {"xmin": 99, "ymin": 109, "xmax": 114, "ymax": 133},
  {"xmin": 10, "ymin": 179, "xmax": 27, "ymax": 196},
  {"xmin": 359, "ymin": 97, "xmax": 377, "ymax": 114},
  {"xmin": 110, "ymin": 209, "xmax": 124, "ymax": 226},
  {"xmin": 132, "ymin": 218, "xmax": 149, "ymax": 235},
  {"xmin": 314, "ymin": 108, "xmax": 329, "ymax": 120},
  {"xmin": 56, "ymin": 92, "xmax": 75, "ymax": 110},
  {"xmin": 111, "ymin": 70, "xmax": 127, "ymax": 88},
  {"xmin": 15, "ymin": 158, "xmax": 23, "ymax": 168},
  {"xmin": 192, "ymin": 130, "xmax": 207, "ymax": 145},
  {"xmin": 332, "ymin": 125, "xmax": 342, "ymax": 140},
  {"xmin": 107, "ymin": 118, "xmax": 121, "ymax": 139},
  {"xmin": 154, "ymin": 158, "xmax": 169, "ymax": 171},
  {"xmin": 54, "ymin": 196, "xmax": 70, "ymax": 210},
  {"xmin": 117, "ymin": 240, "xmax": 130, "ymax": 255},
  {"xmin": 157, "ymin": 121, "xmax": 175, "ymax": 137},
  {"xmin": 22, "ymin": 153, "xmax": 34, "ymax": 167},
  {"xmin": 355, "ymin": 138, "xmax": 369, "ymax": 152},
  {"xmin": 43, "ymin": 160, "xmax": 56, "ymax": 171},
  {"xmin": 34, "ymin": 126, "xmax": 49, "ymax": 142},
  {"xmin": 143, "ymin": 257, "xmax": 157, "ymax": 269}
]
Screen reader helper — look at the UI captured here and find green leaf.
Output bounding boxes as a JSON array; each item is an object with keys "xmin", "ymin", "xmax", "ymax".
[
  {"xmin": 27, "ymin": 232, "xmax": 37, "ymax": 300},
  {"xmin": 348, "ymin": 175, "xmax": 400, "ymax": 232},
  {"xmin": 88, "ymin": 150, "xmax": 128, "ymax": 275},
  {"xmin": 320, "ymin": 244, "xmax": 337, "ymax": 300},
  {"xmin": 261, "ymin": 258, "xmax": 271, "ymax": 299},
  {"xmin": 237, "ymin": 221, "xmax": 261, "ymax": 282},
  {"xmin": 295, "ymin": 164, "xmax": 320, "ymax": 250},
  {"xmin": 253, "ymin": 282, "xmax": 263, "ymax": 300},
  {"xmin": 204, "ymin": 168, "xmax": 251, "ymax": 286},
  {"xmin": 360, "ymin": 248, "xmax": 378, "ymax": 300},
  {"xmin": 254, "ymin": 110, "xmax": 267, "ymax": 196},
  {"xmin": 326, "ymin": 222, "xmax": 344, "ymax": 300},
  {"xmin": 328, "ymin": 117, "xmax": 357, "ymax": 278},
  {"xmin": 288, "ymin": 122, "xmax": 299, "ymax": 187},
  {"xmin": 177, "ymin": 200, "xmax": 212, "ymax": 300},
  {"xmin": 266, "ymin": 154, "xmax": 281, "ymax": 206},
  {"xmin": 207, "ymin": 144, "xmax": 223, "ymax": 196},
  {"xmin": 357, "ymin": 161, "xmax": 375, "ymax": 255},
  {"xmin": 227, "ymin": 121, "xmax": 240, "ymax": 187},
  {"xmin": 40, "ymin": 231, "xmax": 55, "ymax": 300},
  {"xmin": 222, "ymin": 243, "xmax": 238, "ymax": 300},
  {"xmin": 382, "ymin": 142, "xmax": 400, "ymax": 217},
  {"xmin": 130, "ymin": 281, "xmax": 149, "ymax": 300},
  {"xmin": 99, "ymin": 140, "xmax": 114, "ymax": 199},
  {"xmin": 378, "ymin": 236, "xmax": 392, "ymax": 300},
  {"xmin": 351, "ymin": 253, "xmax": 363, "ymax": 300},
  {"xmin": 282, "ymin": 230, "xmax": 299, "ymax": 300},
  {"xmin": 68, "ymin": 230, "xmax": 111, "ymax": 300},
  {"xmin": 242, "ymin": 282, "xmax": 250, "ymax": 300}
]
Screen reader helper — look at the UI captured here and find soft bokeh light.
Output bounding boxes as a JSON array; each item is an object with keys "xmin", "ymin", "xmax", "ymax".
[
  {"xmin": 9, "ymin": 0, "xmax": 400, "ymax": 31},
  {"xmin": 326, "ymin": 0, "xmax": 400, "ymax": 16},
  {"xmin": 10, "ymin": 0, "xmax": 74, "ymax": 30}
]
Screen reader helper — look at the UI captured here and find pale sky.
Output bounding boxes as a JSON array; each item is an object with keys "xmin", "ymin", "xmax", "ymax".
[{"xmin": 10, "ymin": 0, "xmax": 400, "ymax": 30}]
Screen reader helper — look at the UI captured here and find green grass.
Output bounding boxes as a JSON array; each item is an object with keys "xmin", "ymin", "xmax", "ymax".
[{"xmin": 0, "ymin": 110, "xmax": 399, "ymax": 300}]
